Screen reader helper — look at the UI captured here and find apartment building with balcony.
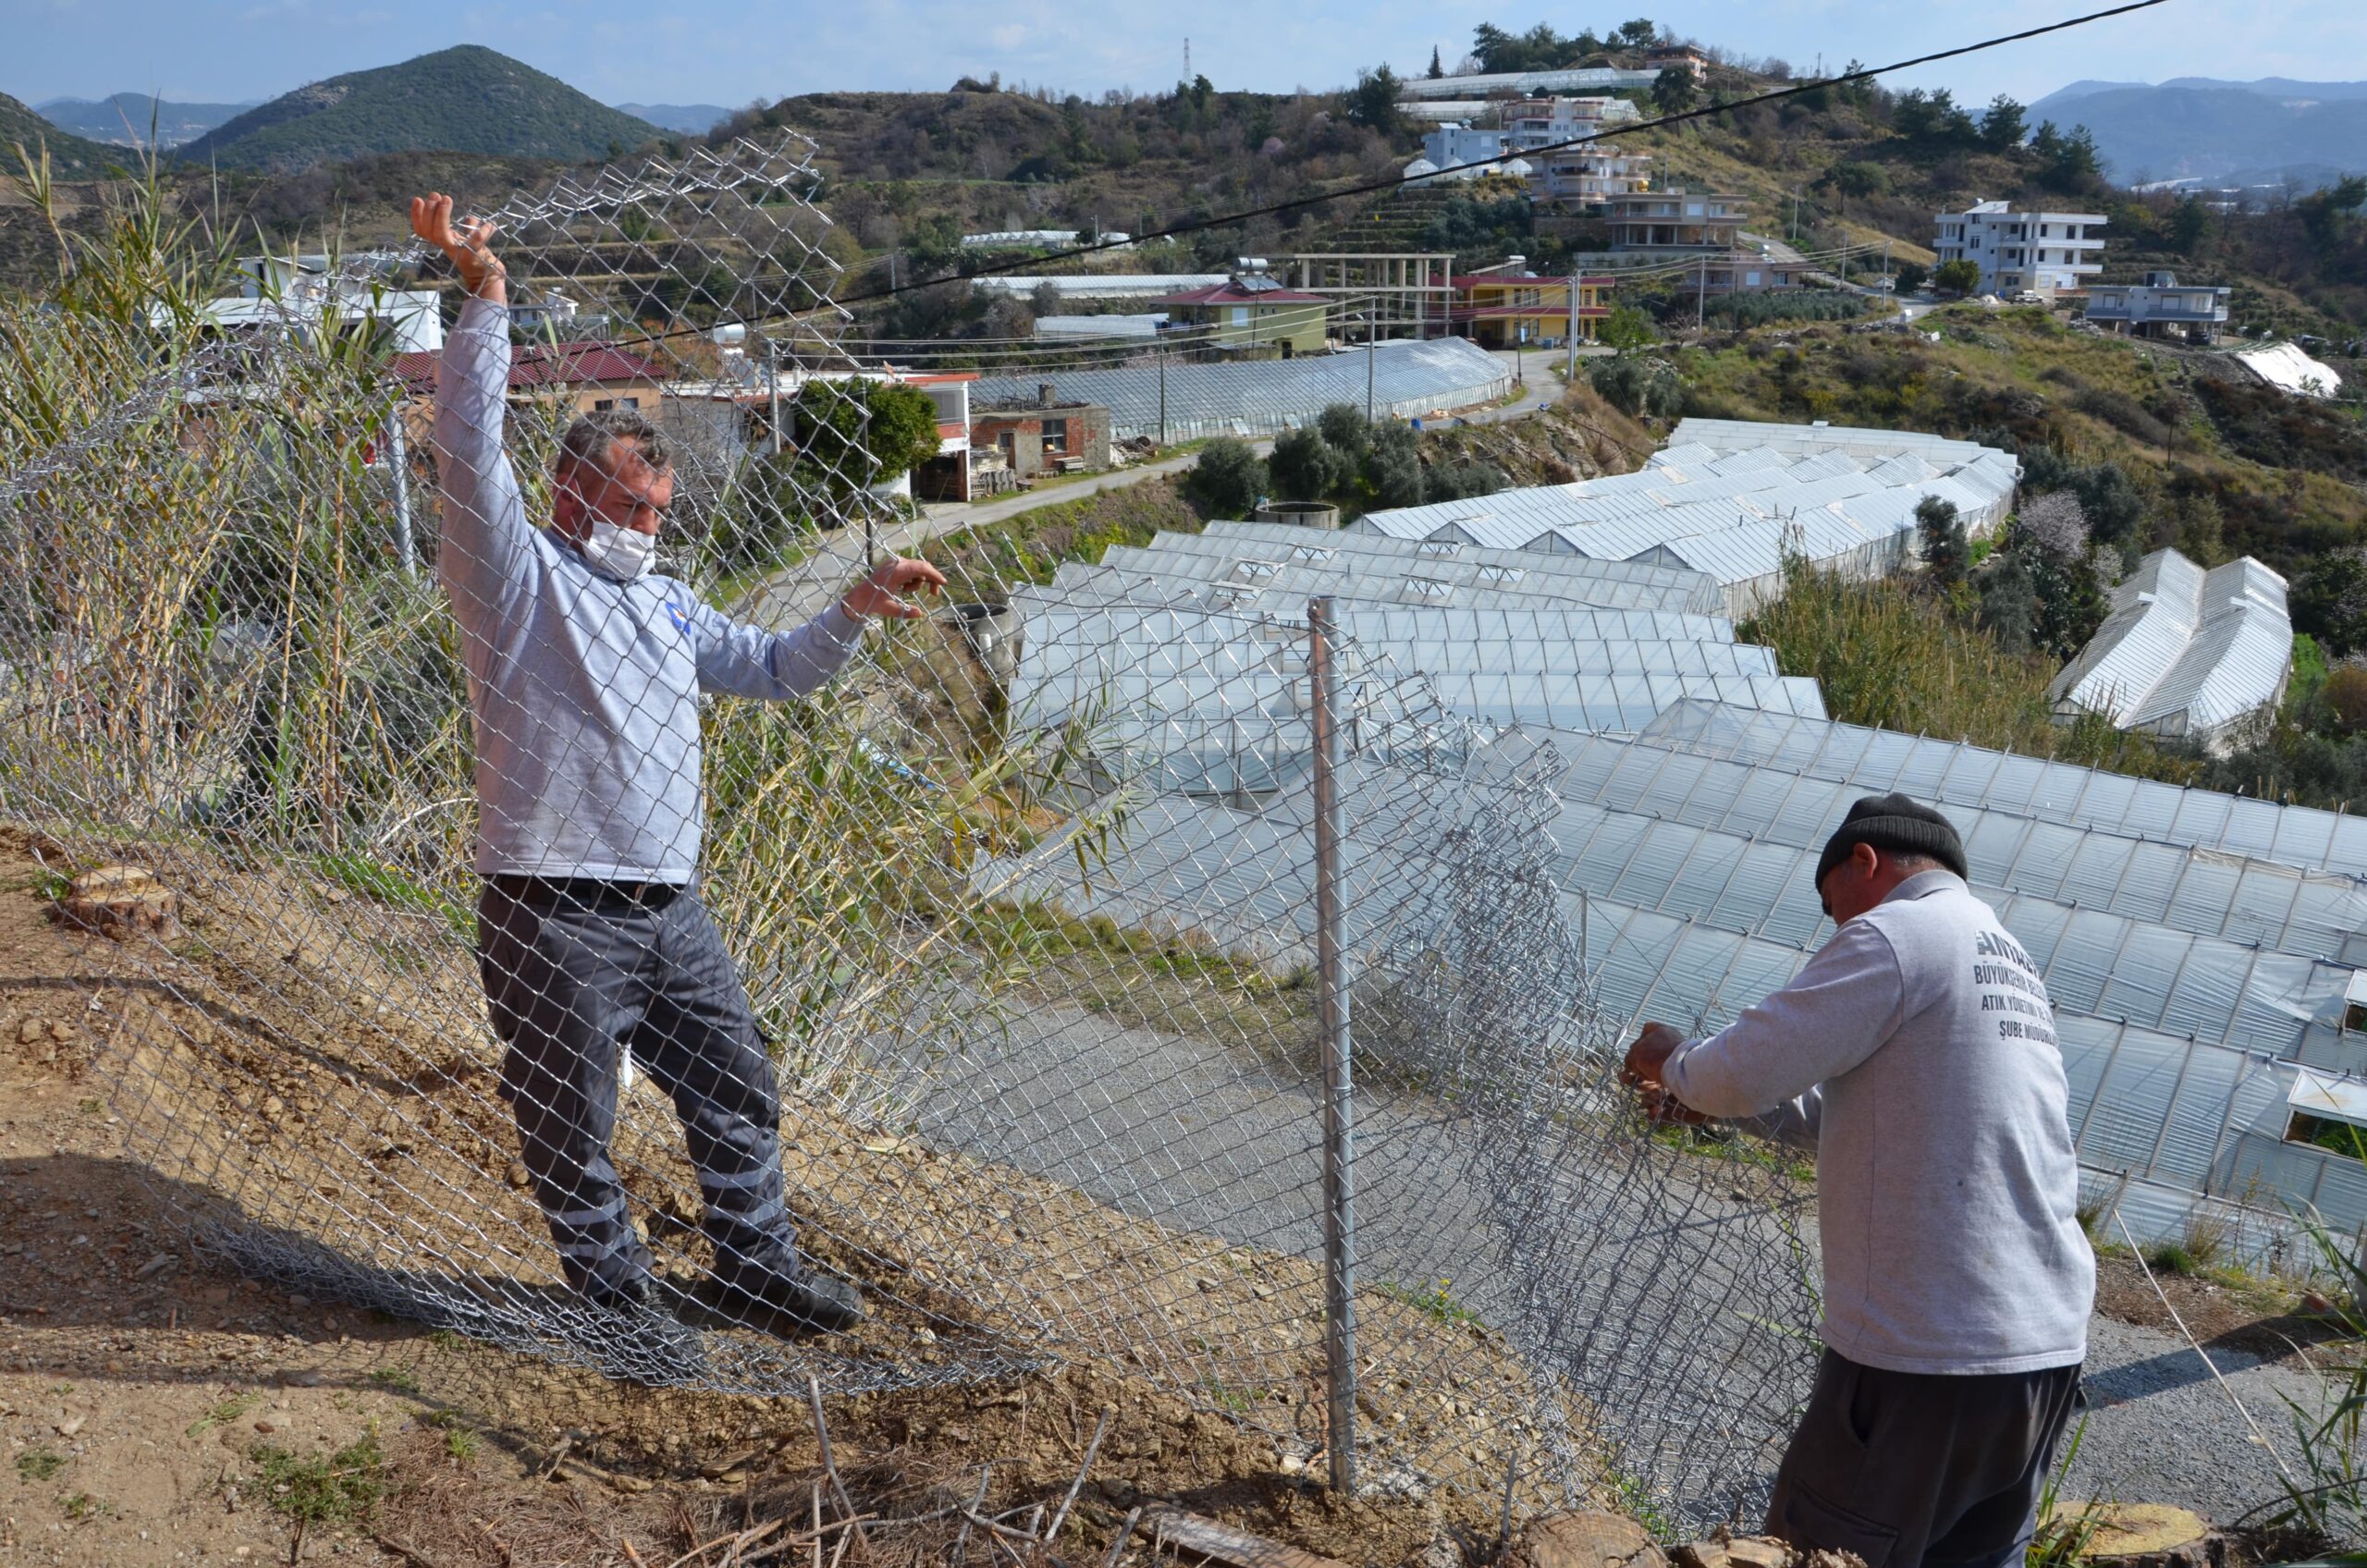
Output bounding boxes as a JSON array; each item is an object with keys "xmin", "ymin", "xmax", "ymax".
[
  {"xmin": 2084, "ymin": 271, "xmax": 2231, "ymax": 342},
  {"xmin": 1603, "ymin": 188, "xmax": 1750, "ymax": 251},
  {"xmin": 1504, "ymin": 97, "xmax": 1652, "ymax": 206},
  {"xmin": 1932, "ymin": 200, "xmax": 2105, "ymax": 295}
]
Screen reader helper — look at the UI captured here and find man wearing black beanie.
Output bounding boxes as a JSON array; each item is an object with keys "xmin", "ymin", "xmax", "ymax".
[{"xmin": 1623, "ymin": 794, "xmax": 2092, "ymax": 1568}]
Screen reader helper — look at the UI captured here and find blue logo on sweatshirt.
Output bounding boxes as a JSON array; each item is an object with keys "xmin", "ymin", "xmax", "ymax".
[{"xmin": 663, "ymin": 599, "xmax": 692, "ymax": 634}]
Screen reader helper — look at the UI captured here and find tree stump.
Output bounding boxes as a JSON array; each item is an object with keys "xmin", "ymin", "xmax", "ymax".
[
  {"xmin": 2071, "ymin": 1504, "xmax": 2219, "ymax": 1568},
  {"xmin": 55, "ymin": 864, "xmax": 180, "ymax": 940},
  {"xmin": 1514, "ymin": 1513, "xmax": 1668, "ymax": 1568}
]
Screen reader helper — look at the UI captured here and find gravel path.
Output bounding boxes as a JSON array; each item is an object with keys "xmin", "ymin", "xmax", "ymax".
[{"xmin": 2067, "ymin": 1312, "xmax": 2321, "ymax": 1526}]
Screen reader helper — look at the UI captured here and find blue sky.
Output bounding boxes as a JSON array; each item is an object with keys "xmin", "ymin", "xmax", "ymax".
[{"xmin": 10, "ymin": 0, "xmax": 2360, "ymax": 114}]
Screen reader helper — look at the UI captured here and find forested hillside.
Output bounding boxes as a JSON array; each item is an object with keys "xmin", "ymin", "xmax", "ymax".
[
  {"xmin": 0, "ymin": 92, "xmax": 124, "ymax": 180},
  {"xmin": 177, "ymin": 46, "xmax": 662, "ymax": 171}
]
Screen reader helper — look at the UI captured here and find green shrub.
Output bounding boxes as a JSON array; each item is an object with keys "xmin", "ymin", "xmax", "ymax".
[
  {"xmin": 1916, "ymin": 496, "xmax": 1969, "ymax": 587},
  {"xmin": 1184, "ymin": 437, "xmax": 1267, "ymax": 517},
  {"xmin": 1317, "ymin": 402, "xmax": 1373, "ymax": 459},
  {"xmin": 1589, "ymin": 356, "xmax": 1684, "ymax": 419},
  {"xmin": 1268, "ymin": 427, "xmax": 1344, "ymax": 502}
]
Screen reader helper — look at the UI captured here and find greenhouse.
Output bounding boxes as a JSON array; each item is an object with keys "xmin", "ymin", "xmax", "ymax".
[
  {"xmin": 2049, "ymin": 547, "xmax": 2293, "ymax": 751},
  {"xmin": 1345, "ymin": 419, "xmax": 2018, "ymax": 615},
  {"xmin": 1136, "ymin": 529, "xmax": 1726, "ymax": 615},
  {"xmin": 1098, "ymin": 540, "xmax": 1728, "ymax": 618},
  {"xmin": 996, "ymin": 472, "xmax": 2367, "ymax": 1263},
  {"xmin": 967, "ymin": 337, "xmax": 1511, "ymax": 442},
  {"xmin": 1640, "ymin": 700, "xmax": 2367, "ymax": 876},
  {"xmin": 1196, "ymin": 521, "xmax": 1728, "ymax": 614}
]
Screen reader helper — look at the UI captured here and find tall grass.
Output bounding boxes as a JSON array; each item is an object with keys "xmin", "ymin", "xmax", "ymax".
[{"xmin": 1740, "ymin": 555, "xmax": 2201, "ymax": 782}]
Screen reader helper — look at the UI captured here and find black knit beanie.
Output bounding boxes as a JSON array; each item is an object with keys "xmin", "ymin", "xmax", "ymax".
[{"xmin": 1814, "ymin": 793, "xmax": 1968, "ymax": 889}]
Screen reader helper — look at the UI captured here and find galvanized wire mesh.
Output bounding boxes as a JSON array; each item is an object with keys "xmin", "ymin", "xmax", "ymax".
[{"xmin": 0, "ymin": 130, "xmax": 1820, "ymax": 1531}]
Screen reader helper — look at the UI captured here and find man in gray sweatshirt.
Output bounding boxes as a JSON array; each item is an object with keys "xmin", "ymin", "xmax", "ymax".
[
  {"xmin": 1623, "ymin": 794, "xmax": 2093, "ymax": 1568},
  {"xmin": 412, "ymin": 192, "xmax": 947, "ymax": 1364}
]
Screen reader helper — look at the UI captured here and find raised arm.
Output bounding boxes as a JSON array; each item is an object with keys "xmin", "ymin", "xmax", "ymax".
[{"xmin": 412, "ymin": 193, "xmax": 531, "ymax": 623}]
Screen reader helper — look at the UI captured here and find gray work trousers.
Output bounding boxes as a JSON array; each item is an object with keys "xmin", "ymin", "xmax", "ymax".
[
  {"xmin": 1766, "ymin": 1348, "xmax": 2085, "ymax": 1568},
  {"xmin": 478, "ymin": 878, "xmax": 804, "ymax": 1296}
]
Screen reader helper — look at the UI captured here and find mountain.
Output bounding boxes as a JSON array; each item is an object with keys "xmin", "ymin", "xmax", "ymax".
[
  {"xmin": 2027, "ymin": 78, "xmax": 2367, "ymax": 184},
  {"xmin": 0, "ymin": 92, "xmax": 125, "ymax": 178},
  {"xmin": 613, "ymin": 102, "xmax": 735, "ymax": 135},
  {"xmin": 178, "ymin": 46, "xmax": 662, "ymax": 171},
  {"xmin": 37, "ymin": 93, "xmax": 254, "ymax": 149}
]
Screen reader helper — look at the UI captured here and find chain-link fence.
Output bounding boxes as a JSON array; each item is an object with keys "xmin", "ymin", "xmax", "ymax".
[{"xmin": 0, "ymin": 130, "xmax": 1820, "ymax": 1532}]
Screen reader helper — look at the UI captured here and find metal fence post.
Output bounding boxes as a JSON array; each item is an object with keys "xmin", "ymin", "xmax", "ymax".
[{"xmin": 1307, "ymin": 594, "xmax": 1356, "ymax": 1496}]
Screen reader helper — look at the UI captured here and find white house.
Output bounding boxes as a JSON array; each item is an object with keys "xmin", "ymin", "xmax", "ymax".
[
  {"xmin": 1406, "ymin": 123, "xmax": 1519, "ymax": 183},
  {"xmin": 1932, "ymin": 201, "xmax": 2105, "ymax": 296},
  {"xmin": 2084, "ymin": 271, "xmax": 2231, "ymax": 341}
]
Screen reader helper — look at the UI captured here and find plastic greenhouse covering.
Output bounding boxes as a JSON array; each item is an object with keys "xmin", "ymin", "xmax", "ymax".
[
  {"xmin": 2048, "ymin": 548, "xmax": 2293, "ymax": 743},
  {"xmin": 1537, "ymin": 728, "xmax": 2367, "ymax": 966},
  {"xmin": 1640, "ymin": 702, "xmax": 2367, "ymax": 877},
  {"xmin": 1196, "ymin": 521, "xmax": 1727, "ymax": 614},
  {"xmin": 1103, "ymin": 540, "xmax": 1720, "ymax": 616},
  {"xmin": 968, "ymin": 337, "xmax": 1511, "ymax": 442}
]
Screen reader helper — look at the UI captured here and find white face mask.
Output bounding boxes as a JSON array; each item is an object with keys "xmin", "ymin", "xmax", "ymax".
[{"xmin": 579, "ymin": 519, "xmax": 656, "ymax": 582}]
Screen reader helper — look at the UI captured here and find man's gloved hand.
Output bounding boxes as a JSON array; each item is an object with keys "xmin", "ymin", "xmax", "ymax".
[
  {"xmin": 840, "ymin": 555, "xmax": 950, "ymax": 622},
  {"xmin": 1621, "ymin": 1021, "xmax": 1710, "ymax": 1126}
]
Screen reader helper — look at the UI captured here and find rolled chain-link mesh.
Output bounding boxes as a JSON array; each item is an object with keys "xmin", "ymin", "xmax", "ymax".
[{"xmin": 0, "ymin": 130, "xmax": 1817, "ymax": 1531}]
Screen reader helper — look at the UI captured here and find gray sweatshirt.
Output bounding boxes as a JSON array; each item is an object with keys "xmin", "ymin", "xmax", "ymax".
[
  {"xmin": 435, "ymin": 297, "xmax": 867, "ymax": 880},
  {"xmin": 1665, "ymin": 869, "xmax": 2094, "ymax": 1376}
]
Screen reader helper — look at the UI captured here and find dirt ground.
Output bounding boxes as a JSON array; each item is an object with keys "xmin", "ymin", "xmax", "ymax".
[
  {"xmin": 0, "ymin": 829, "xmax": 1559, "ymax": 1568},
  {"xmin": 2091, "ymin": 1249, "xmax": 2348, "ymax": 1370}
]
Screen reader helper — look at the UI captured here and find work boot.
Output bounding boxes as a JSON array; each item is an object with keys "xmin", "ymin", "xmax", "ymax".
[
  {"xmin": 579, "ymin": 1276, "xmax": 709, "ymax": 1384},
  {"xmin": 700, "ymin": 1266, "xmax": 865, "ymax": 1338}
]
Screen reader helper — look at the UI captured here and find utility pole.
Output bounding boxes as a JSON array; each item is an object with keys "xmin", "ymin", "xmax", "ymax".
[
  {"xmin": 1790, "ymin": 187, "xmax": 1802, "ymax": 245},
  {"xmin": 1364, "ymin": 317, "xmax": 1376, "ymax": 423},
  {"xmin": 859, "ymin": 392, "xmax": 875, "ymax": 565},
  {"xmin": 1697, "ymin": 251, "xmax": 1707, "ymax": 330},
  {"xmin": 1159, "ymin": 348, "xmax": 1169, "ymax": 446},
  {"xmin": 386, "ymin": 398, "xmax": 416, "ymax": 579},
  {"xmin": 767, "ymin": 340, "xmax": 783, "ymax": 456},
  {"xmin": 1565, "ymin": 271, "xmax": 1580, "ymax": 383}
]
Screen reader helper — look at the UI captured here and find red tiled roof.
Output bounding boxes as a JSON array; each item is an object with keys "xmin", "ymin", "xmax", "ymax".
[
  {"xmin": 390, "ymin": 340, "xmax": 670, "ymax": 398},
  {"xmin": 1156, "ymin": 283, "xmax": 1331, "ymax": 307}
]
